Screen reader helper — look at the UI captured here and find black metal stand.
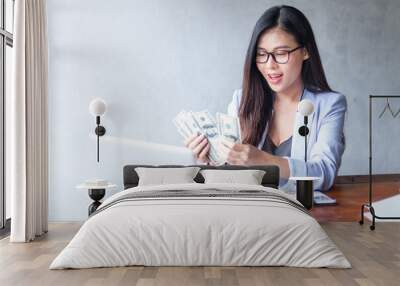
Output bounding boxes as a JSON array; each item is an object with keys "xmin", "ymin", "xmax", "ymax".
[
  {"xmin": 295, "ymin": 115, "xmax": 313, "ymax": 209},
  {"xmin": 88, "ymin": 188, "xmax": 105, "ymax": 216},
  {"xmin": 359, "ymin": 95, "xmax": 400, "ymax": 230},
  {"xmin": 94, "ymin": 115, "xmax": 106, "ymax": 162}
]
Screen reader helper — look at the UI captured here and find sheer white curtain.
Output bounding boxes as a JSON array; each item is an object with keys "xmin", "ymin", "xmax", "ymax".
[{"xmin": 9, "ymin": 0, "xmax": 48, "ymax": 242}]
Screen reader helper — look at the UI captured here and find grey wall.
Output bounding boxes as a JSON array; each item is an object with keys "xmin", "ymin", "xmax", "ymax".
[{"xmin": 47, "ymin": 0, "xmax": 400, "ymax": 221}]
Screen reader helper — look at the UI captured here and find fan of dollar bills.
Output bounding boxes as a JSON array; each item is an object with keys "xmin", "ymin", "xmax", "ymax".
[{"xmin": 173, "ymin": 110, "xmax": 242, "ymax": 165}]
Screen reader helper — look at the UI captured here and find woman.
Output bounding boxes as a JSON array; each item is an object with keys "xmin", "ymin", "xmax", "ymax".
[{"xmin": 185, "ymin": 5, "xmax": 347, "ymax": 192}]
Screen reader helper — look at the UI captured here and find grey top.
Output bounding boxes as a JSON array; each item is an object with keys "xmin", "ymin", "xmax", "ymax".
[{"xmin": 262, "ymin": 135, "xmax": 292, "ymax": 157}]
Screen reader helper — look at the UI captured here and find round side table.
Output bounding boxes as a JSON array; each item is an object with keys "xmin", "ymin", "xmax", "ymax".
[{"xmin": 76, "ymin": 183, "xmax": 117, "ymax": 216}]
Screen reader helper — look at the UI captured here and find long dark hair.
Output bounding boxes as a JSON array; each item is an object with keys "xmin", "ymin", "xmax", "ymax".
[{"xmin": 240, "ymin": 5, "xmax": 332, "ymax": 146}]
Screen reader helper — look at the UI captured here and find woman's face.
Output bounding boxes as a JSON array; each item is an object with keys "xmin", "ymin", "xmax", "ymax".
[{"xmin": 256, "ymin": 27, "xmax": 309, "ymax": 94}]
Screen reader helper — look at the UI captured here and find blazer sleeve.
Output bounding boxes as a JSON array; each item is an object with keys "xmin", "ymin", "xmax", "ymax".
[{"xmin": 284, "ymin": 93, "xmax": 347, "ymax": 191}]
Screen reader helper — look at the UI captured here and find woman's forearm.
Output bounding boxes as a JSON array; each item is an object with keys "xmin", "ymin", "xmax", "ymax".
[
  {"xmin": 222, "ymin": 142, "xmax": 291, "ymax": 179},
  {"xmin": 260, "ymin": 152, "xmax": 291, "ymax": 179}
]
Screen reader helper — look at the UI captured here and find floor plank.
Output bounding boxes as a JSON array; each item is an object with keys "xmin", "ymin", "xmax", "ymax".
[
  {"xmin": 311, "ymin": 181, "xmax": 400, "ymax": 222},
  {"xmin": 0, "ymin": 221, "xmax": 399, "ymax": 286},
  {"xmin": 1, "ymin": 181, "xmax": 399, "ymax": 286}
]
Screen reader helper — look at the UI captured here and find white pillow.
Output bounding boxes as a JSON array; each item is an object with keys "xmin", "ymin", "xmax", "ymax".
[
  {"xmin": 135, "ymin": 167, "xmax": 201, "ymax": 186},
  {"xmin": 200, "ymin": 169, "xmax": 266, "ymax": 185}
]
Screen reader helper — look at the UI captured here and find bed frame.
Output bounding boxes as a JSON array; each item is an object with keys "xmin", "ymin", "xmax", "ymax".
[{"xmin": 123, "ymin": 164, "xmax": 280, "ymax": 189}]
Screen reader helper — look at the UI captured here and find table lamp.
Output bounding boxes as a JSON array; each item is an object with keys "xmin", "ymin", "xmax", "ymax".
[{"xmin": 290, "ymin": 99, "xmax": 319, "ymax": 209}]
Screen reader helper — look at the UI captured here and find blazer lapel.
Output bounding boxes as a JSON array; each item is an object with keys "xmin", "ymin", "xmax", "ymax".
[{"xmin": 257, "ymin": 89, "xmax": 316, "ymax": 154}]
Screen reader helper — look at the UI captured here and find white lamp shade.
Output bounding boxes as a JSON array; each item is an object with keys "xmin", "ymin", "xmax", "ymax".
[
  {"xmin": 298, "ymin": 99, "xmax": 314, "ymax": 116},
  {"xmin": 89, "ymin": 98, "xmax": 107, "ymax": 116}
]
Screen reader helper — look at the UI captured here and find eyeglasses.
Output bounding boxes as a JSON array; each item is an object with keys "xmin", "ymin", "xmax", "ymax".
[{"xmin": 255, "ymin": 46, "xmax": 304, "ymax": 64}]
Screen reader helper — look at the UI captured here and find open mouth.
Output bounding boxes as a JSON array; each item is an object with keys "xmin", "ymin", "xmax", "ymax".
[
  {"xmin": 267, "ymin": 73, "xmax": 283, "ymax": 83},
  {"xmin": 268, "ymin": 73, "xmax": 283, "ymax": 79}
]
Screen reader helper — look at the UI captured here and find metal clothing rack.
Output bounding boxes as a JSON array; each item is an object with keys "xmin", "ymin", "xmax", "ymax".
[{"xmin": 359, "ymin": 95, "xmax": 400, "ymax": 230}]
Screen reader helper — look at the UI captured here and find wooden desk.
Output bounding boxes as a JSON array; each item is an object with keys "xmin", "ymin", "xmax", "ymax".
[{"xmin": 310, "ymin": 181, "xmax": 400, "ymax": 222}]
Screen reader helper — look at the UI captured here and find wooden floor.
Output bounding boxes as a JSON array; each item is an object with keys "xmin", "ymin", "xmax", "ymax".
[
  {"xmin": 1, "ymin": 222, "xmax": 399, "ymax": 286},
  {"xmin": 311, "ymin": 181, "xmax": 400, "ymax": 222},
  {"xmin": 1, "ymin": 182, "xmax": 399, "ymax": 286}
]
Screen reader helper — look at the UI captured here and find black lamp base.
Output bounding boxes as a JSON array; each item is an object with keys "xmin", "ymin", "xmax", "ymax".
[{"xmin": 88, "ymin": 189, "xmax": 105, "ymax": 216}]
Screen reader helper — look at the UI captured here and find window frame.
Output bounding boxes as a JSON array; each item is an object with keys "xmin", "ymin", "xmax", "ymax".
[{"xmin": 0, "ymin": 0, "xmax": 14, "ymax": 232}]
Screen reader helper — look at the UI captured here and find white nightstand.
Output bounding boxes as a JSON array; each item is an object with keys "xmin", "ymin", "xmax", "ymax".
[{"xmin": 76, "ymin": 182, "xmax": 117, "ymax": 216}]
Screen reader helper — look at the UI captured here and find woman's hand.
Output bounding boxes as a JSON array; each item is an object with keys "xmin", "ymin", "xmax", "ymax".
[
  {"xmin": 221, "ymin": 140, "xmax": 290, "ymax": 177},
  {"xmin": 221, "ymin": 140, "xmax": 268, "ymax": 165},
  {"xmin": 184, "ymin": 133, "xmax": 211, "ymax": 164}
]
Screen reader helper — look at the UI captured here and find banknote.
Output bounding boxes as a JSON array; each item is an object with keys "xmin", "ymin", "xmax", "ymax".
[
  {"xmin": 173, "ymin": 110, "xmax": 241, "ymax": 165},
  {"xmin": 190, "ymin": 111, "xmax": 224, "ymax": 165},
  {"xmin": 173, "ymin": 110, "xmax": 221, "ymax": 164},
  {"xmin": 216, "ymin": 112, "xmax": 242, "ymax": 144}
]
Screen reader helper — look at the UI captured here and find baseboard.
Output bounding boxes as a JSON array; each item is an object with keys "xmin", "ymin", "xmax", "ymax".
[{"xmin": 335, "ymin": 173, "xmax": 400, "ymax": 184}]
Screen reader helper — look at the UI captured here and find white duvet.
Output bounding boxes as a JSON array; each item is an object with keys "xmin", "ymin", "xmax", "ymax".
[{"xmin": 50, "ymin": 183, "xmax": 350, "ymax": 269}]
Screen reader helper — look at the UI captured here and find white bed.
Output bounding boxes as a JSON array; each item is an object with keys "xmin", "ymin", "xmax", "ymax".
[{"xmin": 50, "ymin": 183, "xmax": 350, "ymax": 269}]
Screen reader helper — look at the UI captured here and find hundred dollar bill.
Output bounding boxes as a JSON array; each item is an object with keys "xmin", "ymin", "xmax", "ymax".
[
  {"xmin": 216, "ymin": 112, "xmax": 241, "ymax": 144},
  {"xmin": 173, "ymin": 110, "xmax": 243, "ymax": 165},
  {"xmin": 173, "ymin": 110, "xmax": 201, "ymax": 137},
  {"xmin": 173, "ymin": 110, "xmax": 221, "ymax": 165},
  {"xmin": 173, "ymin": 112, "xmax": 191, "ymax": 140},
  {"xmin": 190, "ymin": 110, "xmax": 225, "ymax": 165}
]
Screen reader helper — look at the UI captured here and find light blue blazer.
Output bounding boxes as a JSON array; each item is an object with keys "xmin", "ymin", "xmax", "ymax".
[{"xmin": 227, "ymin": 88, "xmax": 347, "ymax": 192}]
